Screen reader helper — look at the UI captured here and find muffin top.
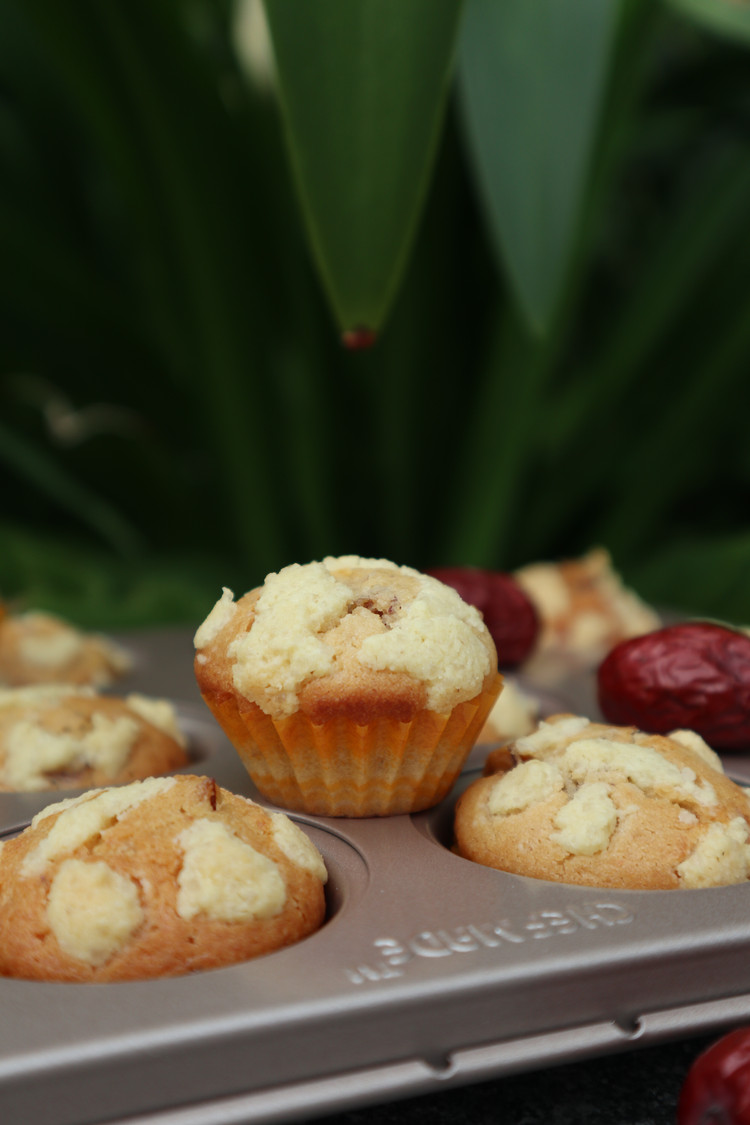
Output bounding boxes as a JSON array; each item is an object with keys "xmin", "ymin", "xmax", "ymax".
[
  {"xmin": 514, "ymin": 548, "xmax": 660, "ymax": 672},
  {"xmin": 0, "ymin": 684, "xmax": 188, "ymax": 791},
  {"xmin": 455, "ymin": 713, "xmax": 750, "ymax": 890},
  {"xmin": 0, "ymin": 608, "xmax": 132, "ymax": 687},
  {"xmin": 194, "ymin": 556, "xmax": 497, "ymax": 722},
  {"xmin": 0, "ymin": 774, "xmax": 327, "ymax": 981}
]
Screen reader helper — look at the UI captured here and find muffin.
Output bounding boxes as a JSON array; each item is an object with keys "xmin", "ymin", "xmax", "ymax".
[
  {"xmin": 0, "ymin": 606, "xmax": 132, "ymax": 687},
  {"xmin": 0, "ymin": 685, "xmax": 189, "ymax": 791},
  {"xmin": 455, "ymin": 713, "xmax": 750, "ymax": 890},
  {"xmin": 514, "ymin": 548, "xmax": 660, "ymax": 684},
  {"xmin": 0, "ymin": 774, "xmax": 328, "ymax": 981},
  {"xmin": 194, "ymin": 556, "xmax": 503, "ymax": 816}
]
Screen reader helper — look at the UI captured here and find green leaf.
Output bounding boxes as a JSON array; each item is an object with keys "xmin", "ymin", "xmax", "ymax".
[
  {"xmin": 262, "ymin": 0, "xmax": 464, "ymax": 336},
  {"xmin": 665, "ymin": 0, "xmax": 750, "ymax": 46},
  {"xmin": 631, "ymin": 531, "xmax": 750, "ymax": 623},
  {"xmin": 0, "ymin": 421, "xmax": 142, "ymax": 557},
  {"xmin": 458, "ymin": 0, "xmax": 623, "ymax": 334}
]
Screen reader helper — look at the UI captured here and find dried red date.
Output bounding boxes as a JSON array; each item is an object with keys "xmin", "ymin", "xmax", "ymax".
[
  {"xmin": 427, "ymin": 566, "xmax": 539, "ymax": 669},
  {"xmin": 597, "ymin": 622, "xmax": 750, "ymax": 750},
  {"xmin": 678, "ymin": 1027, "xmax": 750, "ymax": 1124}
]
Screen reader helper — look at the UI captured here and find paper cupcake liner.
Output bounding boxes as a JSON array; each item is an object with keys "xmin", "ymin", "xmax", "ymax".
[{"xmin": 199, "ymin": 674, "xmax": 503, "ymax": 817}]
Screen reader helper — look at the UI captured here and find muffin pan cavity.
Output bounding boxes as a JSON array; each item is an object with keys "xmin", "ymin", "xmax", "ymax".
[{"xmin": 3, "ymin": 630, "xmax": 750, "ymax": 1125}]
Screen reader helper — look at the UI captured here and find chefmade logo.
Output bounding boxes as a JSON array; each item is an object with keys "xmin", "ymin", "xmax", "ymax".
[{"xmin": 344, "ymin": 902, "xmax": 634, "ymax": 985}]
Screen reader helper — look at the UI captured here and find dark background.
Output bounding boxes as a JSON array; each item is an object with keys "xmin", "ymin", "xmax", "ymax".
[{"xmin": 2, "ymin": 0, "xmax": 750, "ymax": 630}]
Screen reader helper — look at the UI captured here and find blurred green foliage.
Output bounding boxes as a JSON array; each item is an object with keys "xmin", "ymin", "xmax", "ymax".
[{"xmin": 1, "ymin": 0, "xmax": 750, "ymax": 628}]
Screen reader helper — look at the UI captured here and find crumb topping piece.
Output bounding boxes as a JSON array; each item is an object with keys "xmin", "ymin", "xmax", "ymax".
[
  {"xmin": 559, "ymin": 738, "xmax": 718, "ymax": 810},
  {"xmin": 22, "ymin": 777, "xmax": 177, "ymax": 877},
  {"xmin": 268, "ymin": 810, "xmax": 328, "ymax": 882},
  {"xmin": 5, "ymin": 713, "xmax": 139, "ymax": 791},
  {"xmin": 193, "ymin": 587, "xmax": 238, "ymax": 649},
  {"xmin": 47, "ymin": 858, "xmax": 143, "ymax": 966},
  {"xmin": 17, "ymin": 616, "xmax": 87, "ymax": 668},
  {"xmin": 229, "ymin": 563, "xmax": 351, "ymax": 717},
  {"xmin": 677, "ymin": 818, "xmax": 750, "ymax": 888},
  {"xmin": 550, "ymin": 781, "xmax": 618, "ymax": 856},
  {"xmin": 177, "ymin": 819, "xmax": 286, "ymax": 922},
  {"xmin": 125, "ymin": 694, "xmax": 187, "ymax": 746},
  {"xmin": 488, "ymin": 759, "xmax": 564, "ymax": 816},
  {"xmin": 11, "ymin": 612, "xmax": 131, "ymax": 682}
]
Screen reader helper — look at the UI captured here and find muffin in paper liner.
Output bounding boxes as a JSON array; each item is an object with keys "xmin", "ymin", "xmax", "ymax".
[
  {"xmin": 200, "ymin": 674, "xmax": 502, "ymax": 817},
  {"xmin": 194, "ymin": 556, "xmax": 502, "ymax": 817}
]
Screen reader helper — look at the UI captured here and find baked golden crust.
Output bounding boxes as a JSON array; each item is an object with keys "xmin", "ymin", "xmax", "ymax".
[
  {"xmin": 0, "ymin": 611, "xmax": 132, "ymax": 687},
  {"xmin": 0, "ymin": 686, "xmax": 189, "ymax": 791},
  {"xmin": 455, "ymin": 715, "xmax": 750, "ymax": 890},
  {"xmin": 0, "ymin": 775, "xmax": 327, "ymax": 981},
  {"xmin": 194, "ymin": 560, "xmax": 496, "ymax": 724},
  {"xmin": 196, "ymin": 584, "xmax": 430, "ymax": 725}
]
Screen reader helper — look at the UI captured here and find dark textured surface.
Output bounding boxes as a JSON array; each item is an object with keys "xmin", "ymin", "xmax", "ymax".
[{"xmin": 316, "ymin": 1034, "xmax": 715, "ymax": 1125}]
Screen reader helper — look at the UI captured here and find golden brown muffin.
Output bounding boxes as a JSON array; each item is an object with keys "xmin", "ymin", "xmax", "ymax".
[
  {"xmin": 194, "ymin": 556, "xmax": 502, "ymax": 816},
  {"xmin": 0, "ymin": 774, "xmax": 328, "ymax": 981},
  {"xmin": 0, "ymin": 609, "xmax": 132, "ymax": 687},
  {"xmin": 514, "ymin": 548, "xmax": 660, "ymax": 683},
  {"xmin": 455, "ymin": 714, "xmax": 750, "ymax": 890},
  {"xmin": 0, "ymin": 685, "xmax": 189, "ymax": 791}
]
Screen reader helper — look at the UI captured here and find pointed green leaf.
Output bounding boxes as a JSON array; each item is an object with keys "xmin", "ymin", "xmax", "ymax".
[
  {"xmin": 458, "ymin": 0, "xmax": 622, "ymax": 333},
  {"xmin": 665, "ymin": 0, "xmax": 750, "ymax": 46},
  {"xmin": 262, "ymin": 0, "xmax": 464, "ymax": 336}
]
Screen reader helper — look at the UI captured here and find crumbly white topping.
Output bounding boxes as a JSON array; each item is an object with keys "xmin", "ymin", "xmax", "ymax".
[
  {"xmin": 677, "ymin": 818, "xmax": 750, "ymax": 888},
  {"xmin": 515, "ymin": 715, "xmax": 590, "ymax": 757},
  {"xmin": 514, "ymin": 565, "xmax": 571, "ymax": 618},
  {"xmin": 17, "ymin": 614, "xmax": 86, "ymax": 667},
  {"xmin": 268, "ymin": 810, "xmax": 328, "ymax": 882},
  {"xmin": 323, "ymin": 556, "xmax": 411, "ymax": 574},
  {"xmin": 125, "ymin": 694, "xmax": 186, "ymax": 747},
  {"xmin": 4, "ymin": 714, "xmax": 139, "ymax": 790},
  {"xmin": 21, "ymin": 777, "xmax": 176, "ymax": 877},
  {"xmin": 357, "ymin": 579, "xmax": 490, "ymax": 713},
  {"xmin": 224, "ymin": 557, "xmax": 493, "ymax": 718},
  {"xmin": 488, "ymin": 759, "xmax": 564, "ymax": 816},
  {"xmin": 13, "ymin": 613, "xmax": 131, "ymax": 680},
  {"xmin": 230, "ymin": 563, "xmax": 350, "ymax": 717},
  {"xmin": 550, "ymin": 781, "xmax": 618, "ymax": 856},
  {"xmin": 47, "ymin": 858, "xmax": 143, "ymax": 965},
  {"xmin": 668, "ymin": 729, "xmax": 723, "ymax": 773},
  {"xmin": 176, "ymin": 818, "xmax": 286, "ymax": 921},
  {"xmin": 0, "ymin": 684, "xmax": 87, "ymax": 710},
  {"xmin": 560, "ymin": 738, "xmax": 717, "ymax": 809},
  {"xmin": 483, "ymin": 679, "xmax": 540, "ymax": 741},
  {"xmin": 515, "ymin": 550, "xmax": 660, "ymax": 657},
  {"xmin": 487, "ymin": 716, "xmax": 744, "ymax": 866},
  {"xmin": 193, "ymin": 587, "xmax": 238, "ymax": 650}
]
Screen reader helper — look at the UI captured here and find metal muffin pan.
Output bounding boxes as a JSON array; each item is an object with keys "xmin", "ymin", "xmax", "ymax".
[{"xmin": 2, "ymin": 630, "xmax": 750, "ymax": 1125}]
